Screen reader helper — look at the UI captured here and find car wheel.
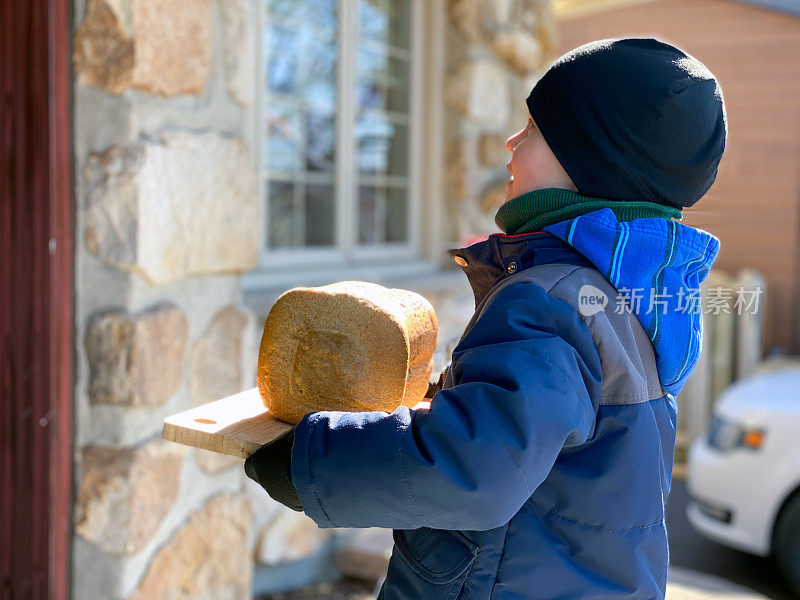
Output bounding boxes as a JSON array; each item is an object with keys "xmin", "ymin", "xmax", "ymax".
[{"xmin": 775, "ymin": 494, "xmax": 800, "ymax": 596}]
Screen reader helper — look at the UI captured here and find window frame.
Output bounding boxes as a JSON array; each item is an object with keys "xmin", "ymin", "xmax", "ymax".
[{"xmin": 246, "ymin": 0, "xmax": 436, "ymax": 287}]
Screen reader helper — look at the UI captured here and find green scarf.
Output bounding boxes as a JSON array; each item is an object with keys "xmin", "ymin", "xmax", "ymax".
[{"xmin": 494, "ymin": 187, "xmax": 683, "ymax": 235}]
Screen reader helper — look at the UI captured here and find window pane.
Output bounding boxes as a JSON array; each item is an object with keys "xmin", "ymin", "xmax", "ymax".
[
  {"xmin": 356, "ymin": 48, "xmax": 409, "ymax": 113},
  {"xmin": 355, "ymin": 0, "xmax": 410, "ymax": 184},
  {"xmin": 305, "ymin": 183, "xmax": 336, "ymax": 246},
  {"xmin": 267, "ymin": 180, "xmax": 297, "ymax": 248},
  {"xmin": 265, "ymin": 0, "xmax": 340, "ymax": 252},
  {"xmin": 356, "ymin": 115, "xmax": 408, "ymax": 176},
  {"xmin": 304, "ymin": 35, "xmax": 337, "ymax": 111},
  {"xmin": 355, "ymin": 115, "xmax": 390, "ymax": 174},
  {"xmin": 265, "ymin": 24, "xmax": 299, "ymax": 94},
  {"xmin": 358, "ymin": 184, "xmax": 384, "ymax": 244},
  {"xmin": 266, "ymin": 24, "xmax": 337, "ymax": 99},
  {"xmin": 264, "ymin": 0, "xmax": 412, "ymax": 255},
  {"xmin": 358, "ymin": 185, "xmax": 408, "ymax": 244},
  {"xmin": 384, "ymin": 121, "xmax": 408, "ymax": 177},
  {"xmin": 267, "ymin": 0, "xmax": 300, "ymax": 21},
  {"xmin": 268, "ymin": 0, "xmax": 337, "ymax": 34},
  {"xmin": 265, "ymin": 101, "xmax": 302, "ymax": 171},
  {"xmin": 305, "ymin": 112, "xmax": 336, "ymax": 173},
  {"xmin": 385, "ymin": 186, "xmax": 408, "ymax": 242},
  {"xmin": 357, "ymin": 0, "xmax": 409, "ymax": 49}
]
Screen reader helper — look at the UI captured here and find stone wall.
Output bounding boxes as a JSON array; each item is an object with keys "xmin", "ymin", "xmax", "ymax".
[
  {"xmin": 71, "ymin": 0, "xmax": 555, "ymax": 597},
  {"xmin": 72, "ymin": 0, "xmax": 267, "ymax": 597},
  {"xmin": 443, "ymin": 0, "xmax": 557, "ymax": 240}
]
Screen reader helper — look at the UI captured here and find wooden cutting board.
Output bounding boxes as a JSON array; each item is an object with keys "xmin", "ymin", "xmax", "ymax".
[
  {"xmin": 162, "ymin": 387, "xmax": 431, "ymax": 458},
  {"xmin": 162, "ymin": 388, "xmax": 293, "ymax": 459}
]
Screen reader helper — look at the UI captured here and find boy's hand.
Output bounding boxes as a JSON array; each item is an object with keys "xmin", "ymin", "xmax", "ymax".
[{"xmin": 244, "ymin": 426, "xmax": 304, "ymax": 512}]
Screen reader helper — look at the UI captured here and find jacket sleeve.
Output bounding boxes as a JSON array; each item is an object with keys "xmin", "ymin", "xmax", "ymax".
[{"xmin": 290, "ymin": 279, "xmax": 603, "ymax": 530}]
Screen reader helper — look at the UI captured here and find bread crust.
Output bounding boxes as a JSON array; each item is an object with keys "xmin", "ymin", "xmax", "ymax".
[{"xmin": 257, "ymin": 281, "xmax": 438, "ymax": 424}]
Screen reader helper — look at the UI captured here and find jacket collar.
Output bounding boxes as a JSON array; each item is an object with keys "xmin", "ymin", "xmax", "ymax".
[
  {"xmin": 447, "ymin": 208, "xmax": 721, "ymax": 397},
  {"xmin": 447, "ymin": 230, "xmax": 592, "ymax": 308}
]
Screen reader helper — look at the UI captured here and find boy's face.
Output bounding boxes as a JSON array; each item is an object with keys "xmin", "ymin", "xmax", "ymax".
[{"xmin": 505, "ymin": 115, "xmax": 577, "ymax": 203}]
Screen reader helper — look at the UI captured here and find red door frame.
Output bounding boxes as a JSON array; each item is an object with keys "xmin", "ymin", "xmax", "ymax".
[{"xmin": 1, "ymin": 0, "xmax": 73, "ymax": 598}]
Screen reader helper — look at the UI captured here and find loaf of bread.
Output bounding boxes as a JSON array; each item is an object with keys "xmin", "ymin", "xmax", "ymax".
[{"xmin": 257, "ymin": 281, "xmax": 438, "ymax": 425}]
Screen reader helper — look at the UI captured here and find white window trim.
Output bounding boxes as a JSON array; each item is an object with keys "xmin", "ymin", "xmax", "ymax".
[{"xmin": 243, "ymin": 0, "xmax": 448, "ymax": 296}]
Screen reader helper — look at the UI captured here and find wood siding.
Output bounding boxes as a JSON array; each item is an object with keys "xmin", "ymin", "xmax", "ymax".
[{"xmin": 555, "ymin": 0, "xmax": 800, "ymax": 355}]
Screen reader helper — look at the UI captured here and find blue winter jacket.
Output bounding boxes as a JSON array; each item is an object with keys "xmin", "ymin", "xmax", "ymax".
[{"xmin": 289, "ymin": 208, "xmax": 720, "ymax": 600}]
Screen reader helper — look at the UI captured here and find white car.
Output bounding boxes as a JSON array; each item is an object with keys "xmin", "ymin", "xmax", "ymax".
[{"xmin": 687, "ymin": 364, "xmax": 800, "ymax": 595}]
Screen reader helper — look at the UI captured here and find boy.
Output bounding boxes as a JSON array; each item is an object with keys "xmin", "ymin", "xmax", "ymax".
[{"xmin": 246, "ymin": 37, "xmax": 726, "ymax": 600}]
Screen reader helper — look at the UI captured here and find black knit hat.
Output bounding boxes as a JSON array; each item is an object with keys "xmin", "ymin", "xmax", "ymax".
[{"xmin": 526, "ymin": 37, "xmax": 727, "ymax": 209}]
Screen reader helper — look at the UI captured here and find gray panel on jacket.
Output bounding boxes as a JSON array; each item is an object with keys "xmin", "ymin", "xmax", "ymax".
[{"xmin": 444, "ymin": 262, "xmax": 666, "ymax": 406}]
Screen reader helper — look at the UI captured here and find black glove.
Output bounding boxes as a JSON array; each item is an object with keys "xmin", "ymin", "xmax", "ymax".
[
  {"xmin": 244, "ymin": 426, "xmax": 304, "ymax": 512},
  {"xmin": 426, "ymin": 364, "xmax": 450, "ymax": 398}
]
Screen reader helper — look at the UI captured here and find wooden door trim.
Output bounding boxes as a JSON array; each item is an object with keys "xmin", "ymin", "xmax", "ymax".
[{"xmin": 1, "ymin": 0, "xmax": 74, "ymax": 598}]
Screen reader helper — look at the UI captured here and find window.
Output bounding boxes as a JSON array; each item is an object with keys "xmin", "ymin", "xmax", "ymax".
[{"xmin": 250, "ymin": 0, "xmax": 436, "ymax": 288}]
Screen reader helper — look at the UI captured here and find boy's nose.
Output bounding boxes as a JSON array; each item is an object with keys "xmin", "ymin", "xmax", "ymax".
[
  {"xmin": 506, "ymin": 128, "xmax": 524, "ymax": 152},
  {"xmin": 506, "ymin": 135, "xmax": 516, "ymax": 153}
]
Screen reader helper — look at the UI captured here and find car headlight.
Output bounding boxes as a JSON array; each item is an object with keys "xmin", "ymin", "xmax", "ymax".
[{"xmin": 707, "ymin": 415, "xmax": 766, "ymax": 451}]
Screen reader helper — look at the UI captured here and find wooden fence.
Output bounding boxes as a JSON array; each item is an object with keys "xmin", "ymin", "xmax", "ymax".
[{"xmin": 677, "ymin": 268, "xmax": 768, "ymax": 446}]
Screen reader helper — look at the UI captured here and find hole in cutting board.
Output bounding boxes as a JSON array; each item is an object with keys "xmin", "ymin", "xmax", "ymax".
[{"xmin": 194, "ymin": 418, "xmax": 216, "ymax": 424}]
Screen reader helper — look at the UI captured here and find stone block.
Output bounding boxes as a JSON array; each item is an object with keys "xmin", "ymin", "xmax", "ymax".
[
  {"xmin": 74, "ymin": 438, "xmax": 187, "ymax": 555},
  {"xmin": 220, "ymin": 0, "xmax": 256, "ymax": 107},
  {"xmin": 479, "ymin": 133, "xmax": 509, "ymax": 168},
  {"xmin": 190, "ymin": 305, "xmax": 250, "ymax": 473},
  {"xmin": 479, "ymin": 182, "xmax": 507, "ymax": 214},
  {"xmin": 491, "ymin": 30, "xmax": 543, "ymax": 74},
  {"xmin": 445, "ymin": 60, "xmax": 509, "ymax": 127},
  {"xmin": 85, "ymin": 302, "xmax": 187, "ymax": 407},
  {"xmin": 256, "ymin": 510, "xmax": 334, "ymax": 565},
  {"xmin": 481, "ymin": 0, "xmax": 513, "ymax": 34},
  {"xmin": 84, "ymin": 130, "xmax": 259, "ymax": 285},
  {"xmin": 129, "ymin": 494, "xmax": 253, "ymax": 600},
  {"xmin": 447, "ymin": 0, "xmax": 482, "ymax": 44},
  {"xmin": 73, "ymin": 0, "xmax": 211, "ymax": 96},
  {"xmin": 443, "ymin": 138, "xmax": 470, "ymax": 204},
  {"xmin": 335, "ymin": 528, "xmax": 393, "ymax": 582}
]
